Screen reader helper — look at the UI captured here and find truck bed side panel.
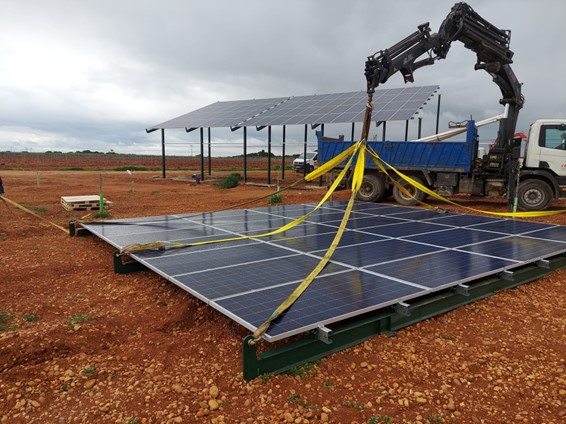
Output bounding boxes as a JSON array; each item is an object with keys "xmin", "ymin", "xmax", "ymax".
[{"xmin": 318, "ymin": 139, "xmax": 474, "ymax": 173}]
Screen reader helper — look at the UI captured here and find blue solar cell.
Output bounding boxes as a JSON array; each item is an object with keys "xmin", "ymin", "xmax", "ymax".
[
  {"xmin": 93, "ymin": 223, "xmax": 233, "ymax": 249},
  {"xmin": 424, "ymin": 213, "xmax": 499, "ymax": 226},
  {"xmin": 176, "ymin": 255, "xmax": 348, "ymax": 300},
  {"xmin": 522, "ymin": 226, "xmax": 566, "ymax": 243},
  {"xmin": 259, "ymin": 222, "xmax": 334, "ymax": 239},
  {"xmin": 356, "ymin": 206, "xmax": 415, "ymax": 215},
  {"xmin": 303, "ymin": 211, "xmax": 369, "ymax": 222},
  {"xmin": 404, "ymin": 228, "xmax": 506, "ymax": 248},
  {"xmin": 270, "ymin": 231, "xmax": 385, "ymax": 253},
  {"xmin": 387, "ymin": 209, "xmax": 441, "ymax": 220},
  {"xmin": 458, "ymin": 236, "xmax": 566, "ymax": 262},
  {"xmin": 367, "ymin": 250, "xmax": 516, "ymax": 289},
  {"xmin": 203, "ymin": 217, "xmax": 293, "ymax": 234},
  {"xmin": 472, "ymin": 220, "xmax": 551, "ymax": 235},
  {"xmin": 326, "ymin": 215, "xmax": 403, "ymax": 230},
  {"xmin": 214, "ymin": 270, "xmax": 425, "ymax": 339},
  {"xmin": 314, "ymin": 239, "xmax": 442, "ymax": 267},
  {"xmin": 145, "ymin": 243, "xmax": 294, "ymax": 276},
  {"xmin": 136, "ymin": 238, "xmax": 258, "ymax": 260},
  {"xmin": 362, "ymin": 221, "xmax": 450, "ymax": 238}
]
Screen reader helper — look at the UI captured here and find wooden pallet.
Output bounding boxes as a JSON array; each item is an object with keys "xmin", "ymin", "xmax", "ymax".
[{"xmin": 61, "ymin": 195, "xmax": 112, "ymax": 211}]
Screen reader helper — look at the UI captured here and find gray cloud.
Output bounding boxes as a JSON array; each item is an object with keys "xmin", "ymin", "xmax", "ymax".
[{"xmin": 1, "ymin": 0, "xmax": 565, "ymax": 155}]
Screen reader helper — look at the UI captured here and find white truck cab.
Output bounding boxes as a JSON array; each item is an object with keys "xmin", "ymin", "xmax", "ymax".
[
  {"xmin": 524, "ymin": 119, "xmax": 566, "ymax": 172},
  {"xmin": 518, "ymin": 119, "xmax": 566, "ymax": 210}
]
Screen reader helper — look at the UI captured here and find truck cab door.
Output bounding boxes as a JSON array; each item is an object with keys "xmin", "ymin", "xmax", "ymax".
[{"xmin": 534, "ymin": 123, "xmax": 566, "ymax": 176}]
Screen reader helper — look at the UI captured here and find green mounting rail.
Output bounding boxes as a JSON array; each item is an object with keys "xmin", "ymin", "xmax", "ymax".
[
  {"xmin": 68, "ymin": 221, "xmax": 92, "ymax": 237},
  {"xmin": 242, "ymin": 253, "xmax": 566, "ymax": 380},
  {"xmin": 112, "ymin": 251, "xmax": 147, "ymax": 274},
  {"xmin": 69, "ymin": 221, "xmax": 145, "ymax": 274}
]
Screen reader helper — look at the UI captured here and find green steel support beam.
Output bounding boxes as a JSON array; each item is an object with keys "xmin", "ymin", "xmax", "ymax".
[
  {"xmin": 113, "ymin": 251, "xmax": 146, "ymax": 274},
  {"xmin": 242, "ymin": 253, "xmax": 566, "ymax": 380},
  {"xmin": 68, "ymin": 221, "xmax": 92, "ymax": 237}
]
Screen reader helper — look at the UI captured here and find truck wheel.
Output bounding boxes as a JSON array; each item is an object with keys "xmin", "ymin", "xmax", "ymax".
[
  {"xmin": 356, "ymin": 174, "xmax": 385, "ymax": 202},
  {"xmin": 392, "ymin": 177, "xmax": 426, "ymax": 206},
  {"xmin": 517, "ymin": 180, "xmax": 553, "ymax": 211}
]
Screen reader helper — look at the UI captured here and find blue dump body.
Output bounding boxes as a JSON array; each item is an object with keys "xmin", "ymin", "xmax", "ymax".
[{"xmin": 317, "ymin": 121, "xmax": 478, "ymax": 174}]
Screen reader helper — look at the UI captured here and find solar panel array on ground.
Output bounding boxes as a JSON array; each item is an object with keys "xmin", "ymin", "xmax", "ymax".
[{"xmin": 82, "ymin": 201, "xmax": 566, "ymax": 341}]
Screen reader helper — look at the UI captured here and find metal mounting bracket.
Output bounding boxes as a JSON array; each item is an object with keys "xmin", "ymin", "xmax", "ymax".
[
  {"xmin": 396, "ymin": 302, "xmax": 411, "ymax": 316},
  {"xmin": 536, "ymin": 259, "xmax": 550, "ymax": 269},
  {"xmin": 500, "ymin": 270, "xmax": 514, "ymax": 281},
  {"xmin": 454, "ymin": 284, "xmax": 470, "ymax": 296},
  {"xmin": 317, "ymin": 325, "xmax": 333, "ymax": 345}
]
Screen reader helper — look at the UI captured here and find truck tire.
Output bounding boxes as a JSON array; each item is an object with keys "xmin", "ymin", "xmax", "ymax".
[
  {"xmin": 517, "ymin": 180, "xmax": 553, "ymax": 211},
  {"xmin": 392, "ymin": 177, "xmax": 426, "ymax": 206},
  {"xmin": 356, "ymin": 174, "xmax": 385, "ymax": 202}
]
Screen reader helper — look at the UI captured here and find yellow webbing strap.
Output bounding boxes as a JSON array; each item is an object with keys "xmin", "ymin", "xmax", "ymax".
[
  {"xmin": 1, "ymin": 196, "xmax": 68, "ymax": 233},
  {"xmin": 366, "ymin": 147, "xmax": 566, "ymax": 218},
  {"xmin": 251, "ymin": 190, "xmax": 358, "ymax": 342},
  {"xmin": 250, "ymin": 143, "xmax": 366, "ymax": 343},
  {"xmin": 120, "ymin": 143, "xmax": 361, "ymax": 255},
  {"xmin": 366, "ymin": 146, "xmax": 440, "ymax": 211}
]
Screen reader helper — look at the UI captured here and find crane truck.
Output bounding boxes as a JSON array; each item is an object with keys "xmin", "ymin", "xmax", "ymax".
[{"xmin": 317, "ymin": 2, "xmax": 566, "ymax": 211}]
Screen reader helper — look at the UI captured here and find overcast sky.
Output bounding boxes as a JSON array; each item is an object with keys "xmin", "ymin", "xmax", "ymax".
[{"xmin": 1, "ymin": 0, "xmax": 565, "ymax": 156}]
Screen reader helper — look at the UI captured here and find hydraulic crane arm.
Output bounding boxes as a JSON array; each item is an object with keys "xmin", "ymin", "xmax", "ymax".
[{"xmin": 364, "ymin": 2, "xmax": 524, "ymax": 151}]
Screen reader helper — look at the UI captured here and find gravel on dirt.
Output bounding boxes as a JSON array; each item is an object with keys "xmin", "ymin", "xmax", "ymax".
[{"xmin": 0, "ymin": 170, "xmax": 564, "ymax": 423}]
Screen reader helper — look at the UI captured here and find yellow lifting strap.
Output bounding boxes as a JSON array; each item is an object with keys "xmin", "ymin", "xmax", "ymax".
[
  {"xmin": 366, "ymin": 148, "xmax": 566, "ymax": 217},
  {"xmin": 250, "ymin": 143, "xmax": 367, "ymax": 343},
  {"xmin": 120, "ymin": 142, "xmax": 360, "ymax": 255},
  {"xmin": 1, "ymin": 196, "xmax": 68, "ymax": 233},
  {"xmin": 366, "ymin": 145, "xmax": 442, "ymax": 212}
]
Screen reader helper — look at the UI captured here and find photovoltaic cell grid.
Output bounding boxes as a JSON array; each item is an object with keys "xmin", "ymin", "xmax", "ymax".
[
  {"xmin": 242, "ymin": 86, "xmax": 438, "ymax": 127},
  {"xmin": 148, "ymin": 86, "xmax": 438, "ymax": 130},
  {"xmin": 148, "ymin": 97, "xmax": 288, "ymax": 130},
  {"xmin": 81, "ymin": 201, "xmax": 566, "ymax": 342}
]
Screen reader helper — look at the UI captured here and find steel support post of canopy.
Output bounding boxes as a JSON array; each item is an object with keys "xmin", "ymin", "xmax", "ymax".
[
  {"xmin": 281, "ymin": 126, "xmax": 286, "ymax": 180},
  {"xmin": 303, "ymin": 124, "xmax": 308, "ymax": 177},
  {"xmin": 200, "ymin": 128, "xmax": 205, "ymax": 181},
  {"xmin": 268, "ymin": 126, "xmax": 272, "ymax": 185},
  {"xmin": 242, "ymin": 252, "xmax": 566, "ymax": 380},
  {"xmin": 405, "ymin": 120, "xmax": 409, "ymax": 141},
  {"xmin": 382, "ymin": 121, "xmax": 387, "ymax": 141},
  {"xmin": 243, "ymin": 127, "xmax": 248, "ymax": 183},
  {"xmin": 436, "ymin": 94, "xmax": 442, "ymax": 134},
  {"xmin": 161, "ymin": 129, "xmax": 166, "ymax": 179},
  {"xmin": 351, "ymin": 122, "xmax": 355, "ymax": 141},
  {"xmin": 319, "ymin": 124, "xmax": 325, "ymax": 186},
  {"xmin": 418, "ymin": 117, "xmax": 423, "ymax": 138},
  {"xmin": 208, "ymin": 127, "xmax": 212, "ymax": 176}
]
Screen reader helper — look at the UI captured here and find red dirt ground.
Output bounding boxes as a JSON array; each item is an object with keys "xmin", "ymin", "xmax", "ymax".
[{"xmin": 0, "ymin": 167, "xmax": 564, "ymax": 424}]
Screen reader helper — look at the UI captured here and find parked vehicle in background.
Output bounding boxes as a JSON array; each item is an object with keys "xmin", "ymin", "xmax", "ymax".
[{"xmin": 293, "ymin": 152, "xmax": 318, "ymax": 173}]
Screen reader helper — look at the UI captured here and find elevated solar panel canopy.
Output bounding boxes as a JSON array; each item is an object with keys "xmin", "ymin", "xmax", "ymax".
[{"xmin": 147, "ymin": 85, "xmax": 438, "ymax": 131}]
